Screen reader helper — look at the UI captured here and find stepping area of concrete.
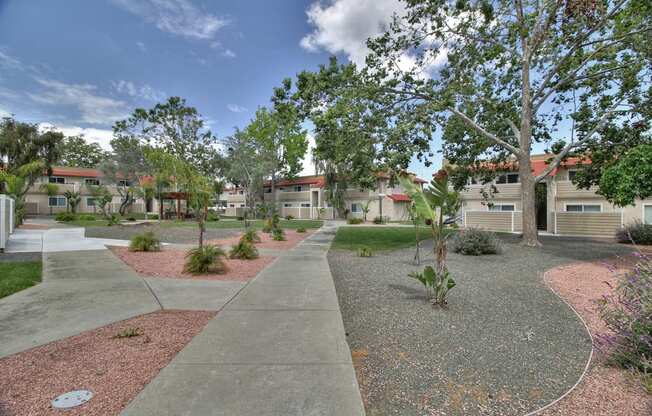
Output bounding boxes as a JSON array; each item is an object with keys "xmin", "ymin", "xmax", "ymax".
[{"xmin": 122, "ymin": 223, "xmax": 365, "ymax": 416}]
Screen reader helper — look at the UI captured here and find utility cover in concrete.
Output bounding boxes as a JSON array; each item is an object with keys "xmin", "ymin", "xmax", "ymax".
[{"xmin": 51, "ymin": 390, "xmax": 93, "ymax": 409}]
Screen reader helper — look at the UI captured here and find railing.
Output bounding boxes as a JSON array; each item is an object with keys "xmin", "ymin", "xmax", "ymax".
[
  {"xmin": 459, "ymin": 183, "xmax": 521, "ymax": 200},
  {"xmin": 553, "ymin": 211, "xmax": 622, "ymax": 237},
  {"xmin": 555, "ymin": 181, "xmax": 601, "ymax": 198},
  {"xmin": 463, "ymin": 210, "xmax": 523, "ymax": 233}
]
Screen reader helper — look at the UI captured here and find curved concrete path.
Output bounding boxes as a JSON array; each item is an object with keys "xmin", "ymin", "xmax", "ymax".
[{"xmin": 122, "ymin": 222, "xmax": 365, "ymax": 416}]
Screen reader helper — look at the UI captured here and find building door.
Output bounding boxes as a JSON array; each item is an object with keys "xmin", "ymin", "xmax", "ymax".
[{"xmin": 535, "ymin": 183, "xmax": 547, "ymax": 230}]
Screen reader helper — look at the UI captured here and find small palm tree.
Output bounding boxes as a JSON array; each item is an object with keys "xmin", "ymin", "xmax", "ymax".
[
  {"xmin": 64, "ymin": 190, "xmax": 81, "ymax": 214},
  {"xmin": 361, "ymin": 200, "xmax": 371, "ymax": 223},
  {"xmin": 40, "ymin": 182, "xmax": 59, "ymax": 215}
]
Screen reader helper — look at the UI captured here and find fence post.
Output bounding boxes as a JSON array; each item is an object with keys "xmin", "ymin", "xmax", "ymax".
[
  {"xmin": 9, "ymin": 197, "xmax": 14, "ymax": 233},
  {"xmin": 511, "ymin": 211, "xmax": 515, "ymax": 233},
  {"xmin": 554, "ymin": 212, "xmax": 558, "ymax": 235}
]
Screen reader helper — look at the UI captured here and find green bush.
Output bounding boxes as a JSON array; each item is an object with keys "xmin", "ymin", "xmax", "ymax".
[
  {"xmin": 372, "ymin": 216, "xmax": 387, "ymax": 224},
  {"xmin": 296, "ymin": 227, "xmax": 306, "ymax": 233},
  {"xmin": 129, "ymin": 231, "xmax": 161, "ymax": 252},
  {"xmin": 262, "ymin": 224, "xmax": 272, "ymax": 233},
  {"xmin": 272, "ymin": 228, "xmax": 286, "ymax": 241},
  {"xmin": 55, "ymin": 212, "xmax": 77, "ymax": 222},
  {"xmin": 616, "ymin": 221, "xmax": 652, "ymax": 245},
  {"xmin": 183, "ymin": 245, "xmax": 226, "ymax": 274},
  {"xmin": 148, "ymin": 213, "xmax": 159, "ymax": 220},
  {"xmin": 357, "ymin": 247, "xmax": 373, "ymax": 257},
  {"xmin": 207, "ymin": 211, "xmax": 220, "ymax": 222},
  {"xmin": 236, "ymin": 216, "xmax": 245, "ymax": 221},
  {"xmin": 127, "ymin": 216, "xmax": 136, "ymax": 221},
  {"xmin": 241, "ymin": 228, "xmax": 261, "ymax": 243},
  {"xmin": 107, "ymin": 214, "xmax": 120, "ymax": 226},
  {"xmin": 230, "ymin": 240, "xmax": 259, "ymax": 259},
  {"xmin": 285, "ymin": 214, "xmax": 295, "ymax": 220},
  {"xmin": 347, "ymin": 218, "xmax": 363, "ymax": 225},
  {"xmin": 78, "ymin": 214, "xmax": 95, "ymax": 221},
  {"xmin": 451, "ymin": 228, "xmax": 502, "ymax": 255}
]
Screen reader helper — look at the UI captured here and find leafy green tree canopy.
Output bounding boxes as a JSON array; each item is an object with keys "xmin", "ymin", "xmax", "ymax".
[
  {"xmin": 58, "ymin": 135, "xmax": 108, "ymax": 168},
  {"xmin": 597, "ymin": 144, "xmax": 652, "ymax": 206}
]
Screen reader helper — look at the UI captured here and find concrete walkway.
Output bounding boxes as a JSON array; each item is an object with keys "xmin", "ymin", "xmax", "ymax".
[
  {"xmin": 122, "ymin": 222, "xmax": 365, "ymax": 416},
  {"xmin": 0, "ymin": 249, "xmax": 161, "ymax": 358}
]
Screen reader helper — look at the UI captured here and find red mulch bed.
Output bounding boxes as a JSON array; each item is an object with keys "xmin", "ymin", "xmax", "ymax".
[
  {"xmin": 542, "ymin": 254, "xmax": 652, "ymax": 415},
  {"xmin": 19, "ymin": 224, "xmax": 49, "ymax": 230},
  {"xmin": 110, "ymin": 246, "xmax": 275, "ymax": 281},
  {"xmin": 207, "ymin": 229, "xmax": 314, "ymax": 250},
  {"xmin": 0, "ymin": 310, "xmax": 215, "ymax": 416}
]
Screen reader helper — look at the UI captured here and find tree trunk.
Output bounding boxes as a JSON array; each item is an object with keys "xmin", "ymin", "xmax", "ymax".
[
  {"xmin": 519, "ymin": 161, "xmax": 540, "ymax": 246},
  {"xmin": 270, "ymin": 174, "xmax": 276, "ymax": 218}
]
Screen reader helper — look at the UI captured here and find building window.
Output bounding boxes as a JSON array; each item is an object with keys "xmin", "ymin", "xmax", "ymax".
[
  {"xmin": 48, "ymin": 196, "xmax": 66, "ymax": 207},
  {"xmin": 293, "ymin": 185, "xmax": 303, "ymax": 192},
  {"xmin": 301, "ymin": 203, "xmax": 310, "ymax": 208},
  {"xmin": 49, "ymin": 177, "xmax": 65, "ymax": 184},
  {"xmin": 117, "ymin": 180, "xmax": 131, "ymax": 187},
  {"xmin": 85, "ymin": 178, "xmax": 100, "ymax": 186},
  {"xmin": 86, "ymin": 197, "xmax": 96, "ymax": 207},
  {"xmin": 229, "ymin": 204, "xmax": 235, "ymax": 208},
  {"xmin": 488, "ymin": 204, "xmax": 515, "ymax": 212},
  {"xmin": 284, "ymin": 203, "xmax": 293, "ymax": 207},
  {"xmin": 644, "ymin": 205, "xmax": 652, "ymax": 225},
  {"xmin": 566, "ymin": 204, "xmax": 601, "ymax": 212},
  {"xmin": 567, "ymin": 169, "xmax": 579, "ymax": 181},
  {"xmin": 350, "ymin": 203, "xmax": 361, "ymax": 213},
  {"xmin": 495, "ymin": 173, "xmax": 519, "ymax": 184},
  {"xmin": 240, "ymin": 204, "xmax": 245, "ymax": 207},
  {"xmin": 264, "ymin": 188, "xmax": 272, "ymax": 193}
]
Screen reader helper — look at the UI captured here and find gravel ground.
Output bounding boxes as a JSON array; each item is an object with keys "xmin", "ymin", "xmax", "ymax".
[
  {"xmin": 85, "ymin": 223, "xmax": 240, "ymax": 244},
  {"xmin": 541, "ymin": 256, "xmax": 652, "ymax": 415},
  {"xmin": 0, "ymin": 252, "xmax": 41, "ymax": 263},
  {"xmin": 0, "ymin": 310, "xmax": 215, "ymax": 416},
  {"xmin": 328, "ymin": 235, "xmax": 635, "ymax": 416},
  {"xmin": 110, "ymin": 246, "xmax": 275, "ymax": 281}
]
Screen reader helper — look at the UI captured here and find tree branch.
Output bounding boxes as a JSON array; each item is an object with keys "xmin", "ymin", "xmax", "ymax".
[{"xmin": 447, "ymin": 107, "xmax": 521, "ymax": 156}]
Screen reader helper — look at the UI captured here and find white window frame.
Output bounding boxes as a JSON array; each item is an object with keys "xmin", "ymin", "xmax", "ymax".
[
  {"xmin": 117, "ymin": 180, "xmax": 131, "ymax": 187},
  {"xmin": 564, "ymin": 203, "xmax": 602, "ymax": 212},
  {"xmin": 284, "ymin": 203, "xmax": 293, "ymax": 208},
  {"xmin": 293, "ymin": 185, "xmax": 303, "ymax": 192},
  {"xmin": 488, "ymin": 204, "xmax": 515, "ymax": 212},
  {"xmin": 350, "ymin": 203, "xmax": 361, "ymax": 213},
  {"xmin": 642, "ymin": 204, "xmax": 652, "ymax": 225},
  {"xmin": 49, "ymin": 176, "xmax": 65, "ymax": 184},
  {"xmin": 86, "ymin": 197, "xmax": 96, "ymax": 207},
  {"xmin": 85, "ymin": 178, "xmax": 100, "ymax": 186},
  {"xmin": 48, "ymin": 196, "xmax": 67, "ymax": 207},
  {"xmin": 495, "ymin": 173, "xmax": 519, "ymax": 185}
]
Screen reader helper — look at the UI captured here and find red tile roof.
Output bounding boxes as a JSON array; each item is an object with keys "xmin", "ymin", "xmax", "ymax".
[
  {"xmin": 441, "ymin": 155, "xmax": 590, "ymax": 178},
  {"xmin": 50, "ymin": 166, "xmax": 102, "ymax": 178},
  {"xmin": 388, "ymin": 193, "xmax": 411, "ymax": 202}
]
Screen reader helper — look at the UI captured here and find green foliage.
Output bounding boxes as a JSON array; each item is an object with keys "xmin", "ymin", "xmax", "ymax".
[
  {"xmin": 107, "ymin": 214, "xmax": 120, "ymax": 226},
  {"xmin": 347, "ymin": 217, "xmax": 363, "ymax": 225},
  {"xmin": 86, "ymin": 184, "xmax": 113, "ymax": 219},
  {"xmin": 598, "ymin": 145, "xmax": 652, "ymax": 207},
  {"xmin": 272, "ymin": 228, "xmax": 286, "ymax": 241},
  {"xmin": 616, "ymin": 221, "xmax": 652, "ymax": 245},
  {"xmin": 149, "ymin": 214, "xmax": 159, "ymax": 220},
  {"xmin": 451, "ymin": 228, "xmax": 502, "ymax": 255},
  {"xmin": 241, "ymin": 228, "xmax": 261, "ymax": 243},
  {"xmin": 113, "ymin": 327, "xmax": 141, "ymax": 339},
  {"xmin": 55, "ymin": 212, "xmax": 77, "ymax": 222},
  {"xmin": 63, "ymin": 190, "xmax": 81, "ymax": 214},
  {"xmin": 127, "ymin": 216, "xmax": 136, "ymax": 221},
  {"xmin": 129, "ymin": 231, "xmax": 161, "ymax": 252},
  {"xmin": 409, "ymin": 266, "xmax": 456, "ymax": 306},
  {"xmin": 206, "ymin": 211, "xmax": 220, "ymax": 222},
  {"xmin": 296, "ymin": 227, "xmax": 306, "ymax": 233},
  {"xmin": 78, "ymin": 214, "xmax": 95, "ymax": 221},
  {"xmin": 183, "ymin": 245, "xmax": 226, "ymax": 275},
  {"xmin": 230, "ymin": 240, "xmax": 259, "ymax": 260},
  {"xmin": 285, "ymin": 214, "xmax": 294, "ymax": 220},
  {"xmin": 332, "ymin": 226, "xmax": 431, "ymax": 251},
  {"xmin": 372, "ymin": 216, "xmax": 387, "ymax": 224},
  {"xmin": 58, "ymin": 135, "xmax": 108, "ymax": 168},
  {"xmin": 357, "ymin": 247, "xmax": 373, "ymax": 257},
  {"xmin": 0, "ymin": 261, "xmax": 42, "ymax": 299}
]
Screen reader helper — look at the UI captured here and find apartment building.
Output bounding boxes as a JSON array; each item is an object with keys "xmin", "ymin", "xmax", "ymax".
[
  {"xmin": 220, "ymin": 173, "xmax": 426, "ymax": 221},
  {"xmin": 24, "ymin": 166, "xmax": 153, "ymax": 215},
  {"xmin": 456, "ymin": 154, "xmax": 652, "ymax": 237}
]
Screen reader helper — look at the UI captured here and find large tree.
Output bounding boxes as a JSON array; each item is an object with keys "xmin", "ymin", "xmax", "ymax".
[
  {"xmin": 100, "ymin": 136, "xmax": 147, "ymax": 216},
  {"xmin": 312, "ymin": 0, "xmax": 650, "ymax": 246},
  {"xmin": 58, "ymin": 135, "xmax": 108, "ymax": 168}
]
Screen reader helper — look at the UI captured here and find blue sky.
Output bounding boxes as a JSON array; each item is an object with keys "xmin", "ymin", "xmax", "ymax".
[{"xmin": 0, "ymin": 0, "xmax": 442, "ymax": 178}]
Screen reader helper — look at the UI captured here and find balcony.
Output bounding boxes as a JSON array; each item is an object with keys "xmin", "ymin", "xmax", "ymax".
[
  {"xmin": 555, "ymin": 181, "xmax": 601, "ymax": 199},
  {"xmin": 459, "ymin": 183, "xmax": 521, "ymax": 200}
]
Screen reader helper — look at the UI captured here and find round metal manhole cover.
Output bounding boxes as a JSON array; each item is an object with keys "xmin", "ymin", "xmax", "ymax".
[{"xmin": 51, "ymin": 390, "xmax": 93, "ymax": 409}]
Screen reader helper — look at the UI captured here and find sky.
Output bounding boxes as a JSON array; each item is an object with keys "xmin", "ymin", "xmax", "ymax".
[{"xmin": 0, "ymin": 0, "xmax": 442, "ymax": 179}]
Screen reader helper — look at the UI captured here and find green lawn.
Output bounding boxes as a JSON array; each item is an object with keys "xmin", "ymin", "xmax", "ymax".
[
  {"xmin": 0, "ymin": 261, "xmax": 42, "ymax": 299},
  {"xmin": 65, "ymin": 218, "xmax": 324, "ymax": 230},
  {"xmin": 332, "ymin": 226, "xmax": 432, "ymax": 251}
]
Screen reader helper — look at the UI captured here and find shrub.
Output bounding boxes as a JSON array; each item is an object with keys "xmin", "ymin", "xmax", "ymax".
[
  {"xmin": 372, "ymin": 216, "xmax": 387, "ymax": 224},
  {"xmin": 451, "ymin": 228, "xmax": 502, "ymax": 255},
  {"xmin": 357, "ymin": 247, "xmax": 373, "ymax": 257},
  {"xmin": 129, "ymin": 231, "xmax": 161, "ymax": 252},
  {"xmin": 78, "ymin": 214, "xmax": 95, "ymax": 221},
  {"xmin": 241, "ymin": 228, "xmax": 261, "ymax": 243},
  {"xmin": 106, "ymin": 214, "xmax": 120, "ymax": 226},
  {"xmin": 285, "ymin": 214, "xmax": 295, "ymax": 220},
  {"xmin": 207, "ymin": 211, "xmax": 220, "ymax": 222},
  {"xmin": 127, "ymin": 216, "xmax": 136, "ymax": 221},
  {"xmin": 272, "ymin": 228, "xmax": 285, "ymax": 241},
  {"xmin": 113, "ymin": 327, "xmax": 141, "ymax": 339},
  {"xmin": 55, "ymin": 212, "xmax": 76, "ymax": 222},
  {"xmin": 183, "ymin": 245, "xmax": 226, "ymax": 274},
  {"xmin": 597, "ymin": 253, "xmax": 652, "ymax": 391},
  {"xmin": 236, "ymin": 216, "xmax": 245, "ymax": 221},
  {"xmin": 296, "ymin": 227, "xmax": 306, "ymax": 233},
  {"xmin": 347, "ymin": 218, "xmax": 363, "ymax": 225},
  {"xmin": 148, "ymin": 214, "xmax": 159, "ymax": 220},
  {"xmin": 616, "ymin": 221, "xmax": 652, "ymax": 245},
  {"xmin": 230, "ymin": 240, "xmax": 259, "ymax": 259}
]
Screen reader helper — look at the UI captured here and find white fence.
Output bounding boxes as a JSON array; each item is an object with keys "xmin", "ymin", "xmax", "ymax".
[
  {"xmin": 1, "ymin": 195, "xmax": 16, "ymax": 252},
  {"xmin": 553, "ymin": 211, "xmax": 622, "ymax": 237}
]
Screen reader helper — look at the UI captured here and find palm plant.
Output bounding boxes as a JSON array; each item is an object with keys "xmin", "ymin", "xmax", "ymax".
[
  {"xmin": 399, "ymin": 170, "xmax": 461, "ymax": 306},
  {"xmin": 64, "ymin": 190, "xmax": 81, "ymax": 214},
  {"xmin": 407, "ymin": 202, "xmax": 422, "ymax": 265},
  {"xmin": 361, "ymin": 199, "xmax": 371, "ymax": 223},
  {"xmin": 40, "ymin": 182, "xmax": 59, "ymax": 215}
]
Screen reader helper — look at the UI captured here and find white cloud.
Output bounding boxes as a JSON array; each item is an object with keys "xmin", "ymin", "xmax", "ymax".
[
  {"xmin": 136, "ymin": 41, "xmax": 147, "ymax": 52},
  {"xmin": 301, "ymin": 0, "xmax": 404, "ymax": 67},
  {"xmin": 112, "ymin": 0, "xmax": 229, "ymax": 41},
  {"xmin": 222, "ymin": 49, "xmax": 236, "ymax": 58},
  {"xmin": 299, "ymin": 133, "xmax": 316, "ymax": 176},
  {"xmin": 0, "ymin": 49, "xmax": 23, "ymax": 70},
  {"xmin": 227, "ymin": 104, "xmax": 247, "ymax": 113},
  {"xmin": 112, "ymin": 80, "xmax": 166, "ymax": 102},
  {"xmin": 0, "ymin": 106, "xmax": 11, "ymax": 118},
  {"xmin": 39, "ymin": 123, "xmax": 114, "ymax": 150},
  {"xmin": 28, "ymin": 78, "xmax": 127, "ymax": 125}
]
